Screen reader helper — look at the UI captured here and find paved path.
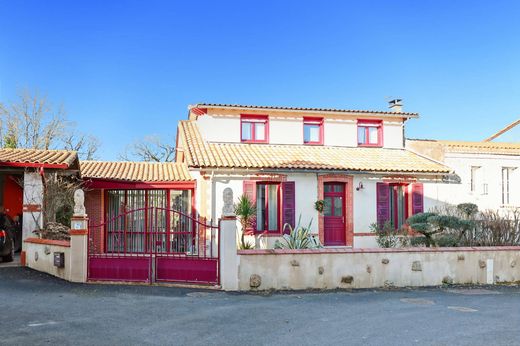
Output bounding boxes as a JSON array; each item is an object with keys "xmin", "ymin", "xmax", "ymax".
[
  {"xmin": 0, "ymin": 253, "xmax": 21, "ymax": 268},
  {"xmin": 1, "ymin": 267, "xmax": 519, "ymax": 346}
]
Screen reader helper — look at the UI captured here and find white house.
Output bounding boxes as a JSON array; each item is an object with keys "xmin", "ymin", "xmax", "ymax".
[
  {"xmin": 407, "ymin": 121, "xmax": 520, "ymax": 211},
  {"xmin": 175, "ymin": 102, "xmax": 455, "ymax": 248}
]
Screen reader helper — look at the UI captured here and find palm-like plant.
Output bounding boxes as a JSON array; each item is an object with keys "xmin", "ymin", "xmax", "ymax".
[
  {"xmin": 275, "ymin": 216, "xmax": 322, "ymax": 249},
  {"xmin": 234, "ymin": 195, "xmax": 256, "ymax": 249}
]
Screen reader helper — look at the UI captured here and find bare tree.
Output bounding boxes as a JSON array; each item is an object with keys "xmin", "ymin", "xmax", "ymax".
[
  {"xmin": 0, "ymin": 88, "xmax": 101, "ymax": 158},
  {"xmin": 63, "ymin": 131, "xmax": 100, "ymax": 160},
  {"xmin": 120, "ymin": 135, "xmax": 175, "ymax": 162}
]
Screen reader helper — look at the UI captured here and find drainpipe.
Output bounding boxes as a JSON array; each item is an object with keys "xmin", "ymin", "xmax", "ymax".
[{"xmin": 209, "ymin": 170, "xmax": 216, "ymax": 225}]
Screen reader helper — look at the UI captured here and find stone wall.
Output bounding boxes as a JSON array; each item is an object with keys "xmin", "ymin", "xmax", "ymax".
[
  {"xmin": 24, "ymin": 238, "xmax": 71, "ymax": 281},
  {"xmin": 237, "ymin": 247, "xmax": 520, "ymax": 291}
]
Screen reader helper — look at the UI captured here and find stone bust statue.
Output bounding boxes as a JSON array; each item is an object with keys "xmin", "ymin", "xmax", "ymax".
[
  {"xmin": 73, "ymin": 189, "xmax": 86, "ymax": 216},
  {"xmin": 222, "ymin": 187, "xmax": 235, "ymax": 216}
]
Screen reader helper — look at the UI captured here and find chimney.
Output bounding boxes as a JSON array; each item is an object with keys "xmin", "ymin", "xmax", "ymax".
[{"xmin": 388, "ymin": 99, "xmax": 403, "ymax": 112}]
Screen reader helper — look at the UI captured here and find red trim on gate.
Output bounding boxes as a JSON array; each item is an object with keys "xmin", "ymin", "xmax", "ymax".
[
  {"xmin": 0, "ymin": 162, "xmax": 69, "ymax": 169},
  {"xmin": 85, "ymin": 179, "xmax": 195, "ymax": 190}
]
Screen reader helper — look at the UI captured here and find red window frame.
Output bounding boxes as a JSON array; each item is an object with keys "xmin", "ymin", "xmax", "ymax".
[
  {"xmin": 255, "ymin": 182, "xmax": 281, "ymax": 233},
  {"xmin": 357, "ymin": 119, "xmax": 383, "ymax": 147},
  {"xmin": 303, "ymin": 117, "xmax": 324, "ymax": 145},
  {"xmin": 390, "ymin": 183, "xmax": 409, "ymax": 229},
  {"xmin": 240, "ymin": 115, "xmax": 269, "ymax": 143}
]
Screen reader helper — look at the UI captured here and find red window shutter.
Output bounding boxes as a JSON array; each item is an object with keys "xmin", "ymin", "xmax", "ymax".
[
  {"xmin": 411, "ymin": 183, "xmax": 424, "ymax": 215},
  {"xmin": 242, "ymin": 180, "xmax": 257, "ymax": 231},
  {"xmin": 376, "ymin": 182, "xmax": 390, "ymax": 227},
  {"xmin": 243, "ymin": 180, "xmax": 256, "ymax": 203},
  {"xmin": 281, "ymin": 181, "xmax": 295, "ymax": 234}
]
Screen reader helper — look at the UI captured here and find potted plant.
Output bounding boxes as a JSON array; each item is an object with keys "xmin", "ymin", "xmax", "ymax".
[{"xmin": 314, "ymin": 200, "xmax": 325, "ymax": 214}]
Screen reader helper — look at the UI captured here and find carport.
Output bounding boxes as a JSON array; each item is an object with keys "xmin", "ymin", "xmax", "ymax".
[{"xmin": 0, "ymin": 148, "xmax": 79, "ymax": 264}]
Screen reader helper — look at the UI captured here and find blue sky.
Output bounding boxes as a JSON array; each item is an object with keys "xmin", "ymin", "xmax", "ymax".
[{"xmin": 1, "ymin": 0, "xmax": 519, "ymax": 160}]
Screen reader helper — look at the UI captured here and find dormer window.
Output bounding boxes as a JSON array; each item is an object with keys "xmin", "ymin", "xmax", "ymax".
[
  {"xmin": 357, "ymin": 119, "xmax": 383, "ymax": 147},
  {"xmin": 241, "ymin": 115, "xmax": 268, "ymax": 143},
  {"xmin": 303, "ymin": 117, "xmax": 323, "ymax": 145}
]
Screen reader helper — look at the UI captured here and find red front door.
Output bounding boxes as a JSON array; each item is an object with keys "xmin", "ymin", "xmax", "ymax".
[{"xmin": 323, "ymin": 183, "xmax": 346, "ymax": 246}]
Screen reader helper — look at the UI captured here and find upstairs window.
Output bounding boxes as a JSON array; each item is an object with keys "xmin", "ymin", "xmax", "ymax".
[
  {"xmin": 357, "ymin": 120, "xmax": 383, "ymax": 147},
  {"xmin": 303, "ymin": 117, "xmax": 323, "ymax": 145},
  {"xmin": 241, "ymin": 115, "xmax": 268, "ymax": 143}
]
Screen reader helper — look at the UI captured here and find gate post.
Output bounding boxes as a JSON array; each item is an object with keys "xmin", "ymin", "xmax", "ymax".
[
  {"xmin": 69, "ymin": 189, "xmax": 89, "ymax": 283},
  {"xmin": 219, "ymin": 188, "xmax": 239, "ymax": 290}
]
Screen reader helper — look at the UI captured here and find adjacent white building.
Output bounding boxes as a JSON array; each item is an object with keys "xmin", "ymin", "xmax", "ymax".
[{"xmin": 407, "ymin": 139, "xmax": 520, "ymax": 211}]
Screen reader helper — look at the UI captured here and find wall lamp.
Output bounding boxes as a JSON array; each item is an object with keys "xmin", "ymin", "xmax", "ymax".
[{"xmin": 356, "ymin": 182, "xmax": 364, "ymax": 191}]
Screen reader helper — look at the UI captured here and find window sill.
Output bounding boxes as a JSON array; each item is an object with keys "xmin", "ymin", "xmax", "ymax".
[
  {"xmin": 358, "ymin": 144, "xmax": 383, "ymax": 148},
  {"xmin": 304, "ymin": 142, "xmax": 323, "ymax": 146},
  {"xmin": 241, "ymin": 140, "xmax": 269, "ymax": 144},
  {"xmin": 255, "ymin": 230, "xmax": 283, "ymax": 237}
]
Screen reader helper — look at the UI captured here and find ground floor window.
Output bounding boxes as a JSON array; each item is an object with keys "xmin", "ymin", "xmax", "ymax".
[
  {"xmin": 377, "ymin": 182, "xmax": 423, "ymax": 229},
  {"xmin": 389, "ymin": 184, "xmax": 407, "ymax": 229},
  {"xmin": 242, "ymin": 180, "xmax": 295, "ymax": 234},
  {"xmin": 105, "ymin": 189, "xmax": 192, "ymax": 253},
  {"xmin": 256, "ymin": 183, "xmax": 280, "ymax": 232}
]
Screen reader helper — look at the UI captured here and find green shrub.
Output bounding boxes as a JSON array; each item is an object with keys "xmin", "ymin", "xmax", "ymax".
[
  {"xmin": 409, "ymin": 236, "xmax": 427, "ymax": 247},
  {"xmin": 435, "ymin": 234, "xmax": 460, "ymax": 247},
  {"xmin": 274, "ymin": 217, "xmax": 321, "ymax": 249},
  {"xmin": 235, "ymin": 195, "xmax": 256, "ymax": 250},
  {"xmin": 370, "ymin": 221, "xmax": 400, "ymax": 248}
]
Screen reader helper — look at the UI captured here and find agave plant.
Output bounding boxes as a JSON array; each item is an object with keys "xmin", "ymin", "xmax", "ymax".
[
  {"xmin": 235, "ymin": 194, "xmax": 256, "ymax": 250},
  {"xmin": 274, "ymin": 216, "xmax": 322, "ymax": 249}
]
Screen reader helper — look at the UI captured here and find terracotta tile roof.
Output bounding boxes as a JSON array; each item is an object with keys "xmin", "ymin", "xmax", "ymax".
[
  {"xmin": 80, "ymin": 161, "xmax": 193, "ymax": 182},
  {"xmin": 192, "ymin": 103, "xmax": 419, "ymax": 117},
  {"xmin": 0, "ymin": 148, "xmax": 79, "ymax": 169},
  {"xmin": 409, "ymin": 139, "xmax": 520, "ymax": 156},
  {"xmin": 178, "ymin": 121, "xmax": 450, "ymax": 174}
]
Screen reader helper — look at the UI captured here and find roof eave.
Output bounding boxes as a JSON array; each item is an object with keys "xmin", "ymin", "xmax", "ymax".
[{"xmin": 193, "ymin": 104, "xmax": 419, "ymax": 119}]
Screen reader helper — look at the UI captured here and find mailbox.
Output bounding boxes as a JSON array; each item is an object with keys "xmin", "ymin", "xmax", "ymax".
[{"xmin": 54, "ymin": 252, "xmax": 65, "ymax": 268}]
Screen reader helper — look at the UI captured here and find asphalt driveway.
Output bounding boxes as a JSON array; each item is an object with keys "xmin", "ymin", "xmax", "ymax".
[{"xmin": 1, "ymin": 267, "xmax": 519, "ymax": 346}]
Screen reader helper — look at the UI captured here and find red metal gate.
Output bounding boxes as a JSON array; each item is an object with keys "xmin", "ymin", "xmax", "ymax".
[{"xmin": 87, "ymin": 207, "xmax": 220, "ymax": 285}]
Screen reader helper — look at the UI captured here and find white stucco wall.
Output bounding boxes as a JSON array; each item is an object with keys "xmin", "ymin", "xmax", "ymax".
[
  {"xmin": 197, "ymin": 115, "xmax": 241, "ymax": 143},
  {"xmin": 195, "ymin": 169, "xmax": 453, "ymax": 249},
  {"xmin": 440, "ymin": 153, "xmax": 520, "ymax": 210},
  {"xmin": 323, "ymin": 119, "xmax": 357, "ymax": 146},
  {"xmin": 25, "ymin": 241, "xmax": 71, "ymax": 281},
  {"xmin": 269, "ymin": 118, "xmax": 304, "ymax": 145},
  {"xmin": 195, "ymin": 110, "xmax": 405, "ymax": 149},
  {"xmin": 237, "ymin": 247, "xmax": 520, "ymax": 290},
  {"xmin": 210, "ymin": 173, "xmax": 319, "ymax": 235},
  {"xmin": 383, "ymin": 121, "xmax": 404, "ymax": 149}
]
